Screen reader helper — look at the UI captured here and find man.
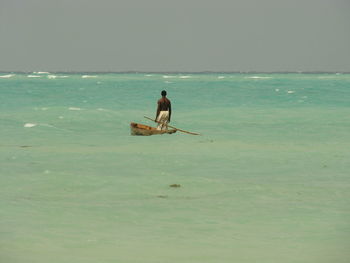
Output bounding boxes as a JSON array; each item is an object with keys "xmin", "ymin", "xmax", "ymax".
[{"xmin": 155, "ymin": 90, "xmax": 171, "ymax": 130}]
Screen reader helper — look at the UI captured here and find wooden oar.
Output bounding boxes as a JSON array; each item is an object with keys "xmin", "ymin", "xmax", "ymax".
[{"xmin": 144, "ymin": 116, "xmax": 201, "ymax": 135}]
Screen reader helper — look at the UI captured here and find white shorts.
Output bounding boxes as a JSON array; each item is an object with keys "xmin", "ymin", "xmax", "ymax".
[{"xmin": 156, "ymin": 111, "xmax": 169, "ymax": 130}]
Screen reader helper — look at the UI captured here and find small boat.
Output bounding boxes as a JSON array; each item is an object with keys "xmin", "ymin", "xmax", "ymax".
[{"xmin": 130, "ymin": 122, "xmax": 177, "ymax": 136}]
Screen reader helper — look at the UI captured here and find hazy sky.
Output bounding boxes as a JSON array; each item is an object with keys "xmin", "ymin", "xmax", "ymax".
[{"xmin": 0, "ymin": 0, "xmax": 349, "ymax": 72}]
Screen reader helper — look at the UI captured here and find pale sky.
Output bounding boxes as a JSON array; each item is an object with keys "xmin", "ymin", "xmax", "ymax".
[{"xmin": 0, "ymin": 0, "xmax": 349, "ymax": 72}]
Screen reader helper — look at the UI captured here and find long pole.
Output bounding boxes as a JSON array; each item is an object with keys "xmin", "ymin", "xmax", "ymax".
[{"xmin": 144, "ymin": 116, "xmax": 201, "ymax": 135}]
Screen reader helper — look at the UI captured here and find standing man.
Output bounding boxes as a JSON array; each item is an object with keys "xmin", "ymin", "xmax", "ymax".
[{"xmin": 155, "ymin": 90, "xmax": 171, "ymax": 130}]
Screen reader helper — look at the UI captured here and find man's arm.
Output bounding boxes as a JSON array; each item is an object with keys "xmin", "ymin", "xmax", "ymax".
[
  {"xmin": 155, "ymin": 101, "xmax": 160, "ymax": 121},
  {"xmin": 168, "ymin": 101, "xmax": 171, "ymax": 122}
]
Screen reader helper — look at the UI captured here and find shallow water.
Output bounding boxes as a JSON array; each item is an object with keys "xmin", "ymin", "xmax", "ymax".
[{"xmin": 1, "ymin": 73, "xmax": 350, "ymax": 262}]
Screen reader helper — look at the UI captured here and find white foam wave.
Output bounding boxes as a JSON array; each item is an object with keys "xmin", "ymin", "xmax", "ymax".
[
  {"xmin": 163, "ymin": 75, "xmax": 176, "ymax": 79},
  {"xmin": 0, "ymin": 74, "xmax": 15, "ymax": 78},
  {"xmin": 27, "ymin": 75, "xmax": 41, "ymax": 78},
  {"xmin": 69, "ymin": 107, "xmax": 82, "ymax": 111},
  {"xmin": 287, "ymin": 90, "xmax": 295, "ymax": 94},
  {"xmin": 48, "ymin": 75, "xmax": 67, "ymax": 79},
  {"xmin": 24, "ymin": 123, "xmax": 37, "ymax": 128},
  {"xmin": 218, "ymin": 76, "xmax": 225, "ymax": 79},
  {"xmin": 96, "ymin": 108, "xmax": 119, "ymax": 114},
  {"xmin": 82, "ymin": 75, "xmax": 97, "ymax": 78},
  {"xmin": 246, "ymin": 76, "xmax": 272, "ymax": 79},
  {"xmin": 34, "ymin": 71, "xmax": 50, "ymax": 74},
  {"xmin": 179, "ymin": 75, "xmax": 191, "ymax": 79}
]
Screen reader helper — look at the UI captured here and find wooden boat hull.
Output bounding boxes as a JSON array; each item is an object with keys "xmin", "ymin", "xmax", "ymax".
[{"xmin": 130, "ymin": 122, "xmax": 177, "ymax": 136}]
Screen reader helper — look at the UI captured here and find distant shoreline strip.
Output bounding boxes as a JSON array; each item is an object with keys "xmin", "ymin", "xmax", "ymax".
[{"xmin": 0, "ymin": 71, "xmax": 349, "ymax": 74}]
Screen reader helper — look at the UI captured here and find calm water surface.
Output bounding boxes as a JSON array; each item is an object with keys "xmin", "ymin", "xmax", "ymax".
[{"xmin": 1, "ymin": 73, "xmax": 350, "ymax": 262}]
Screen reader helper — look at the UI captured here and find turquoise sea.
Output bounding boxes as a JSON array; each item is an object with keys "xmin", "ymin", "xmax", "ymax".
[{"xmin": 1, "ymin": 72, "xmax": 350, "ymax": 262}]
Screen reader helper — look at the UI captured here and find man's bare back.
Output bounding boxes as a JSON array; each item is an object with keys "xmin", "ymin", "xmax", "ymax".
[{"xmin": 157, "ymin": 97, "xmax": 171, "ymax": 111}]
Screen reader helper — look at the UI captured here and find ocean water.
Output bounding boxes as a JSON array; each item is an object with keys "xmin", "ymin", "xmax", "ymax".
[{"xmin": 1, "ymin": 72, "xmax": 349, "ymax": 262}]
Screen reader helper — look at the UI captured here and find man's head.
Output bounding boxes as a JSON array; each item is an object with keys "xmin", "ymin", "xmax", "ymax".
[{"xmin": 161, "ymin": 90, "xmax": 167, "ymax": 97}]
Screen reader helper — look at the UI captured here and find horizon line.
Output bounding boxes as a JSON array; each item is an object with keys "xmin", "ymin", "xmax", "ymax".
[{"xmin": 1, "ymin": 70, "xmax": 350, "ymax": 74}]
